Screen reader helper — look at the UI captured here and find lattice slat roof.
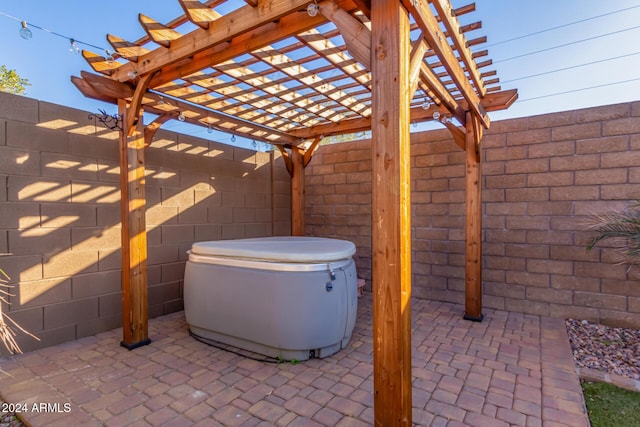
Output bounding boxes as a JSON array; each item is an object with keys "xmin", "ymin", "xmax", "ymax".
[{"xmin": 72, "ymin": 0, "xmax": 517, "ymax": 147}]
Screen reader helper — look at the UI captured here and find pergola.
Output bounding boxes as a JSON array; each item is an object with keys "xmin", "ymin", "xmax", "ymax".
[{"xmin": 72, "ymin": 0, "xmax": 516, "ymax": 424}]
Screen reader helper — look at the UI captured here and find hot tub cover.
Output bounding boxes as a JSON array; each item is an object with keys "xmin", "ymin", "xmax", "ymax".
[{"xmin": 190, "ymin": 236, "xmax": 356, "ymax": 263}]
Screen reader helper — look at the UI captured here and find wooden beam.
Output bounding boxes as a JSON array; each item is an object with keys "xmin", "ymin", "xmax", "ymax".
[
  {"xmin": 126, "ymin": 73, "xmax": 153, "ymax": 136},
  {"xmin": 443, "ymin": 120, "xmax": 466, "ymax": 150},
  {"xmin": 107, "ymin": 34, "xmax": 150, "ymax": 62},
  {"xmin": 118, "ymin": 99, "xmax": 150, "ymax": 350},
  {"xmin": 80, "ymin": 71, "xmax": 134, "ymax": 100},
  {"xmin": 402, "ymin": 0, "xmax": 489, "ymax": 128},
  {"xmin": 144, "ymin": 113, "xmax": 172, "ymax": 146},
  {"xmin": 419, "ymin": 62, "xmax": 466, "ymax": 124},
  {"xmin": 287, "ymin": 89, "xmax": 517, "ymax": 139},
  {"xmin": 319, "ymin": 0, "xmax": 372, "ymax": 68},
  {"xmin": 81, "ymin": 50, "xmax": 120, "ymax": 76},
  {"xmin": 73, "ymin": 72, "xmax": 301, "ymax": 145},
  {"xmin": 144, "ymin": 92, "xmax": 301, "ymax": 145},
  {"xmin": 463, "ymin": 111, "xmax": 484, "ymax": 322},
  {"xmin": 430, "ymin": 0, "xmax": 486, "ymax": 96},
  {"xmin": 291, "ymin": 147, "xmax": 305, "ymax": 236},
  {"xmin": 144, "ymin": 0, "xmax": 360, "ymax": 88},
  {"xmin": 71, "ymin": 75, "xmax": 118, "ymax": 104},
  {"xmin": 303, "ymin": 136, "xmax": 323, "ymax": 167},
  {"xmin": 353, "ymin": 0, "xmax": 371, "ymax": 17},
  {"xmin": 111, "ymin": 0, "xmax": 317, "ymax": 83},
  {"xmin": 178, "ymin": 0, "xmax": 221, "ymax": 29},
  {"xmin": 473, "ymin": 88, "xmax": 518, "ymax": 112},
  {"xmin": 138, "ymin": 14, "xmax": 182, "ymax": 48},
  {"xmin": 371, "ymin": 1, "xmax": 412, "ymax": 425},
  {"xmin": 409, "ymin": 37, "xmax": 428, "ymax": 98},
  {"xmin": 276, "ymin": 145, "xmax": 293, "ymax": 176}
]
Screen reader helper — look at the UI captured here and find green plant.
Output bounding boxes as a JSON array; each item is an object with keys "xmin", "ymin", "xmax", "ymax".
[
  {"xmin": 582, "ymin": 381, "xmax": 640, "ymax": 427},
  {"xmin": 0, "ymin": 269, "xmax": 39, "ymax": 355},
  {"xmin": 0, "ymin": 65, "xmax": 30, "ymax": 95},
  {"xmin": 586, "ymin": 201, "xmax": 640, "ymax": 264}
]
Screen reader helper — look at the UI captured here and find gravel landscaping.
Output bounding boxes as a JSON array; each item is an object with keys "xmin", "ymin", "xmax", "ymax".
[{"xmin": 566, "ymin": 318, "xmax": 640, "ymax": 380}]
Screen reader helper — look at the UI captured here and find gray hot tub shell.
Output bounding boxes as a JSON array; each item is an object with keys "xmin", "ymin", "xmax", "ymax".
[{"xmin": 183, "ymin": 236, "xmax": 358, "ymax": 361}]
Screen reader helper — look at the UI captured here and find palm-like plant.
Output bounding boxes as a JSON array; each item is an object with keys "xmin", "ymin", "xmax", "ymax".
[
  {"xmin": 0, "ymin": 269, "xmax": 39, "ymax": 355},
  {"xmin": 586, "ymin": 201, "xmax": 640, "ymax": 265}
]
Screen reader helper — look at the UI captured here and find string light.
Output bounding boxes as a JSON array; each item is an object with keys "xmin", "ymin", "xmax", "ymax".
[
  {"xmin": 207, "ymin": 124, "xmax": 213, "ymax": 134},
  {"xmin": 69, "ymin": 39, "xmax": 80, "ymax": 55},
  {"xmin": 1, "ymin": 11, "xmax": 117, "ymax": 59},
  {"xmin": 19, "ymin": 21, "xmax": 32, "ymax": 40},
  {"xmin": 178, "ymin": 112, "xmax": 185, "ymax": 122},
  {"xmin": 230, "ymin": 134, "xmax": 236, "ymax": 143},
  {"xmin": 433, "ymin": 111, "xmax": 441, "ymax": 120},
  {"xmin": 105, "ymin": 49, "xmax": 114, "ymax": 63},
  {"xmin": 421, "ymin": 100, "xmax": 431, "ymax": 110},
  {"xmin": 307, "ymin": 1, "xmax": 319, "ymax": 17}
]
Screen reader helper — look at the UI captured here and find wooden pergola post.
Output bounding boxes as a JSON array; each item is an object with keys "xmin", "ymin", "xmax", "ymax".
[
  {"xmin": 118, "ymin": 98, "xmax": 150, "ymax": 349},
  {"xmin": 464, "ymin": 112, "xmax": 484, "ymax": 321},
  {"xmin": 291, "ymin": 147, "xmax": 305, "ymax": 236},
  {"xmin": 371, "ymin": 1, "xmax": 412, "ymax": 425}
]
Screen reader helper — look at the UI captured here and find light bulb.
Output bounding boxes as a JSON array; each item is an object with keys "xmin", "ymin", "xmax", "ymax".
[
  {"xmin": 157, "ymin": 96, "xmax": 164, "ymax": 105},
  {"xmin": 178, "ymin": 112, "xmax": 185, "ymax": 122},
  {"xmin": 252, "ymin": 140, "xmax": 257, "ymax": 148},
  {"xmin": 207, "ymin": 125, "xmax": 213, "ymax": 134},
  {"xmin": 307, "ymin": 2, "xmax": 319, "ymax": 17},
  {"xmin": 412, "ymin": 121, "xmax": 417, "ymax": 128},
  {"xmin": 127, "ymin": 70, "xmax": 137, "ymax": 80},
  {"xmin": 433, "ymin": 111, "xmax": 441, "ymax": 120},
  {"xmin": 105, "ymin": 49, "xmax": 114, "ymax": 63},
  {"xmin": 421, "ymin": 100, "xmax": 431, "ymax": 110},
  {"xmin": 69, "ymin": 39, "xmax": 80, "ymax": 55},
  {"xmin": 441, "ymin": 116, "xmax": 451, "ymax": 124},
  {"xmin": 230, "ymin": 134, "xmax": 236, "ymax": 143},
  {"xmin": 19, "ymin": 21, "xmax": 32, "ymax": 40}
]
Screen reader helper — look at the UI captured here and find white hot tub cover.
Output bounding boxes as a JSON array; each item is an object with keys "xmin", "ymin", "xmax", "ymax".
[{"xmin": 190, "ymin": 236, "xmax": 356, "ymax": 263}]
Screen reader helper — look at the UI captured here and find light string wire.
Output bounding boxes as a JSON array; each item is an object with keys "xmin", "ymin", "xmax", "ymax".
[
  {"xmin": 486, "ymin": 4, "xmax": 640, "ymax": 48},
  {"xmin": 0, "ymin": 11, "xmax": 111, "ymax": 55}
]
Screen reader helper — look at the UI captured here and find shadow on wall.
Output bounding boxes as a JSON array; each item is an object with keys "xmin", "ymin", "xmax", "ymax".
[{"xmin": 0, "ymin": 91, "xmax": 291, "ymax": 352}]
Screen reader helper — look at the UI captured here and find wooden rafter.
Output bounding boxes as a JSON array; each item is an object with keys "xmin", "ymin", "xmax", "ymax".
[
  {"xmin": 430, "ymin": 0, "xmax": 486, "ymax": 97},
  {"xmin": 286, "ymin": 89, "xmax": 517, "ymax": 139},
  {"xmin": 319, "ymin": 1, "xmax": 372, "ymax": 69},
  {"xmin": 402, "ymin": 0, "xmax": 489, "ymax": 128},
  {"xmin": 110, "ymin": 0, "xmax": 320, "ymax": 82},
  {"xmin": 409, "ymin": 38, "xmax": 428, "ymax": 98},
  {"xmin": 107, "ymin": 34, "xmax": 150, "ymax": 63},
  {"xmin": 178, "ymin": 0, "xmax": 221, "ymax": 29},
  {"xmin": 139, "ymin": 14, "xmax": 182, "ymax": 48}
]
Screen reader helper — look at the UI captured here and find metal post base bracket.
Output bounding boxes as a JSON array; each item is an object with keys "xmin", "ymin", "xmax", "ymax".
[
  {"xmin": 120, "ymin": 338, "xmax": 151, "ymax": 351},
  {"xmin": 463, "ymin": 313, "xmax": 484, "ymax": 322}
]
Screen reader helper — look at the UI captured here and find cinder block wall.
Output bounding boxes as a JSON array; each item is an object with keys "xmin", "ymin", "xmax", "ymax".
[
  {"xmin": 0, "ymin": 91, "xmax": 291, "ymax": 352},
  {"xmin": 306, "ymin": 101, "xmax": 640, "ymax": 328}
]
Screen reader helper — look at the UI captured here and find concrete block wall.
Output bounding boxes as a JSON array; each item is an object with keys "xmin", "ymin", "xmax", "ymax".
[
  {"xmin": 306, "ymin": 101, "xmax": 640, "ymax": 328},
  {"xmin": 0, "ymin": 91, "xmax": 290, "ymax": 352}
]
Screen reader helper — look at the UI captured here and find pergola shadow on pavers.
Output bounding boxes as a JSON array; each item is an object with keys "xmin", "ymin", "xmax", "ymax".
[
  {"xmin": 0, "ymin": 295, "xmax": 588, "ymax": 426},
  {"xmin": 71, "ymin": 1, "xmax": 517, "ymax": 423}
]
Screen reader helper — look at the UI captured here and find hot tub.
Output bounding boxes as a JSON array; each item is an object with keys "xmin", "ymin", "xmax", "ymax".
[{"xmin": 183, "ymin": 236, "xmax": 358, "ymax": 361}]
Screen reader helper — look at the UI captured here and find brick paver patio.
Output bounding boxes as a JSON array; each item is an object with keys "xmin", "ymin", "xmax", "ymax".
[{"xmin": 0, "ymin": 295, "xmax": 589, "ymax": 426}]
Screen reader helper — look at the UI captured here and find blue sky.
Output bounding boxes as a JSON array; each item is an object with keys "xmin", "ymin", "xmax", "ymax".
[{"xmin": 1, "ymin": 0, "xmax": 639, "ymax": 146}]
